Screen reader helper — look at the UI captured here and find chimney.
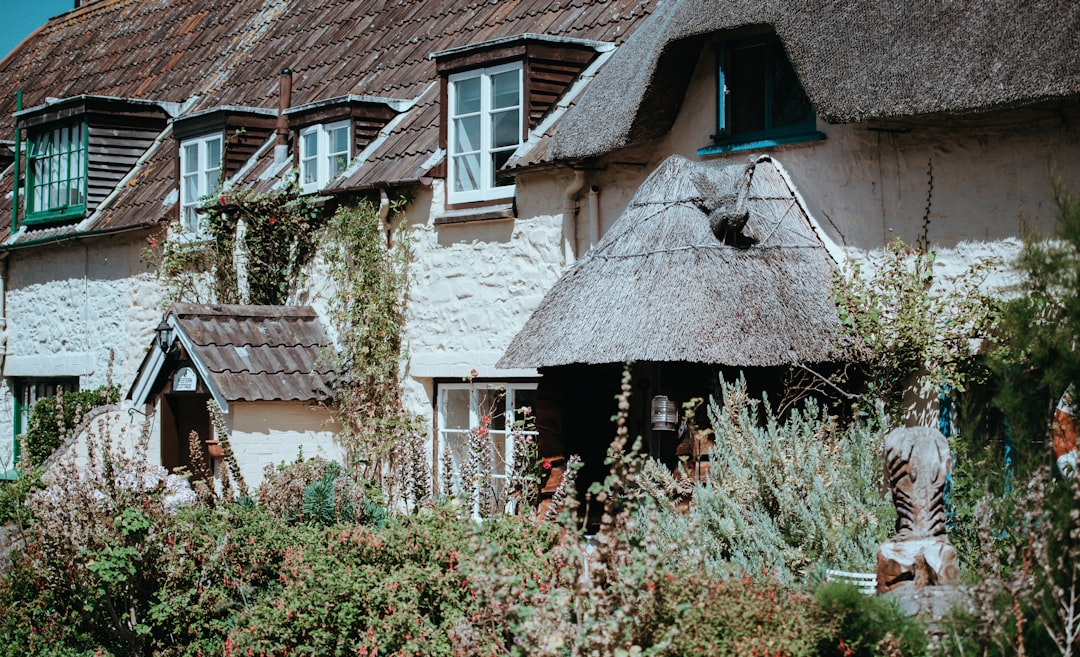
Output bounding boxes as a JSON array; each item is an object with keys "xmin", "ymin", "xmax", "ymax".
[{"xmin": 275, "ymin": 68, "xmax": 293, "ymax": 164}]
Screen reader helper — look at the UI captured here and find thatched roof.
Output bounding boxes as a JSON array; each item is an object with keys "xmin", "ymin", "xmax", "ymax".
[
  {"xmin": 550, "ymin": 0, "xmax": 1080, "ymax": 160},
  {"xmin": 497, "ymin": 155, "xmax": 856, "ymax": 368}
]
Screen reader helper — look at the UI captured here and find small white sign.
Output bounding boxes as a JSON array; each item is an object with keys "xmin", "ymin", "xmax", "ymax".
[{"xmin": 173, "ymin": 367, "xmax": 198, "ymax": 392}]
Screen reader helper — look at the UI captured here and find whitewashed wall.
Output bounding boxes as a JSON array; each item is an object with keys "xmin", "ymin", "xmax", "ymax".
[
  {"xmin": 0, "ymin": 231, "xmax": 164, "ymax": 455},
  {"xmin": 226, "ymin": 401, "xmax": 342, "ymax": 490}
]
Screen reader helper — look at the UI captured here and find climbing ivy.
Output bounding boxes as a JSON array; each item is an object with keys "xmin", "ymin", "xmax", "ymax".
[
  {"xmin": 145, "ymin": 177, "xmax": 322, "ymax": 306},
  {"xmin": 832, "ymin": 238, "xmax": 1003, "ymax": 418},
  {"xmin": 323, "ymin": 197, "xmax": 424, "ymax": 498}
]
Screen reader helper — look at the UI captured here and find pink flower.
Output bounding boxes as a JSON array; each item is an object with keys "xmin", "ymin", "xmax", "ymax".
[
  {"xmin": 519, "ymin": 406, "xmax": 532, "ymax": 416},
  {"xmin": 268, "ymin": 216, "xmax": 277, "ymax": 225},
  {"xmin": 480, "ymin": 415, "xmax": 490, "ymax": 426},
  {"xmin": 476, "ymin": 426, "xmax": 488, "ymax": 439},
  {"xmin": 219, "ymin": 195, "xmax": 227, "ymax": 206},
  {"xmin": 542, "ymin": 457, "xmax": 553, "ymax": 470},
  {"xmin": 147, "ymin": 237, "xmax": 158, "ymax": 249},
  {"xmin": 469, "ymin": 368, "xmax": 478, "ymax": 379}
]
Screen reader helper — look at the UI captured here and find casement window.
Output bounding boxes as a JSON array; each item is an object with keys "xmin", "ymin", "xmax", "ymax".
[
  {"xmin": 26, "ymin": 122, "xmax": 87, "ymax": 224},
  {"xmin": 437, "ymin": 381, "xmax": 537, "ymax": 510},
  {"xmin": 6, "ymin": 378, "xmax": 79, "ymax": 478},
  {"xmin": 447, "ymin": 62, "xmax": 523, "ymax": 204},
  {"xmin": 179, "ymin": 133, "xmax": 223, "ymax": 238},
  {"xmin": 699, "ymin": 35, "xmax": 821, "ymax": 156},
  {"xmin": 299, "ymin": 120, "xmax": 351, "ymax": 193}
]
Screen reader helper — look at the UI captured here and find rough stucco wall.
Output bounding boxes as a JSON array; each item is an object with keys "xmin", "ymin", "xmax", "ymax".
[
  {"xmin": 402, "ymin": 177, "xmax": 566, "ymax": 383},
  {"xmin": 227, "ymin": 401, "xmax": 342, "ymax": 489},
  {"xmin": 628, "ymin": 44, "xmax": 1080, "ymax": 255},
  {"xmin": 0, "ymin": 232, "xmax": 164, "ymax": 454}
]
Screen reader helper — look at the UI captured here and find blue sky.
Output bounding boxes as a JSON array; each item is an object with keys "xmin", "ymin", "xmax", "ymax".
[{"xmin": 0, "ymin": 0, "xmax": 74, "ymax": 60}]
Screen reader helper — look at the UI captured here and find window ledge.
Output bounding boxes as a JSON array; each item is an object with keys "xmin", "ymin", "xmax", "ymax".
[
  {"xmin": 697, "ymin": 131, "xmax": 825, "ymax": 157},
  {"xmin": 433, "ymin": 203, "xmax": 514, "ymax": 225}
]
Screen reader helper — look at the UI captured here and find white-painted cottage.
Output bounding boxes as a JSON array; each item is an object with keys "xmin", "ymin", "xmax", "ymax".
[{"xmin": 0, "ymin": 0, "xmax": 1077, "ymax": 497}]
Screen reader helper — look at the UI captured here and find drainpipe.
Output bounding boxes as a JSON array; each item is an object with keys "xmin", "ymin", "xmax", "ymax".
[
  {"xmin": 275, "ymin": 68, "xmax": 292, "ymax": 164},
  {"xmin": 588, "ymin": 184, "xmax": 600, "ymax": 249},
  {"xmin": 561, "ymin": 170, "xmax": 586, "ymax": 265},
  {"xmin": 11, "ymin": 91, "xmax": 22, "ymax": 238},
  {"xmin": 378, "ymin": 188, "xmax": 392, "ymax": 247}
]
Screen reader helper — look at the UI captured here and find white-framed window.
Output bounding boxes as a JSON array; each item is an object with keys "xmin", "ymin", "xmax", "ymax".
[
  {"xmin": 437, "ymin": 381, "xmax": 537, "ymax": 511},
  {"xmin": 299, "ymin": 120, "xmax": 351, "ymax": 194},
  {"xmin": 179, "ymin": 133, "xmax": 222, "ymax": 238},
  {"xmin": 26, "ymin": 122, "xmax": 86, "ymax": 224},
  {"xmin": 447, "ymin": 62, "xmax": 523, "ymax": 204}
]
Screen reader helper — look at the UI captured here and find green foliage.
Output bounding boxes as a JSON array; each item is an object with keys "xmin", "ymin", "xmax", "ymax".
[
  {"xmin": 814, "ymin": 583, "xmax": 928, "ymax": 657},
  {"xmin": 0, "ymin": 464, "xmax": 42, "ymax": 526},
  {"xmin": 991, "ymin": 180, "xmax": 1080, "ymax": 460},
  {"xmin": 323, "ymin": 198, "xmax": 427, "ymax": 506},
  {"xmin": 258, "ymin": 456, "xmax": 385, "ymax": 527},
  {"xmin": 202, "ymin": 182, "xmax": 323, "ymax": 305},
  {"xmin": 21, "ymin": 384, "xmax": 120, "ymax": 466},
  {"xmin": 833, "ymin": 238, "xmax": 1002, "ymax": 417},
  {"xmin": 144, "ymin": 178, "xmax": 322, "ymax": 306},
  {"xmin": 673, "ymin": 376, "xmax": 892, "ymax": 582}
]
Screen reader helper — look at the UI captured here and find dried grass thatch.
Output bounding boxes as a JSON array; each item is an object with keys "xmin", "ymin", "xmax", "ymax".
[
  {"xmin": 551, "ymin": 0, "xmax": 1080, "ymax": 160},
  {"xmin": 498, "ymin": 155, "xmax": 857, "ymax": 368}
]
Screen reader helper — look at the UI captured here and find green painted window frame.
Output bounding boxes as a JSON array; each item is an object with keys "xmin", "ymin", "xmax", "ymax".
[
  {"xmin": 698, "ymin": 35, "xmax": 823, "ymax": 157},
  {"xmin": 24, "ymin": 121, "xmax": 88, "ymax": 225},
  {"xmin": 4, "ymin": 377, "xmax": 79, "ymax": 480}
]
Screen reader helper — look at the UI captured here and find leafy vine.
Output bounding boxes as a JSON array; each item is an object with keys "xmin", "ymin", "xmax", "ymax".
[
  {"xmin": 832, "ymin": 238, "xmax": 1003, "ymax": 418},
  {"xmin": 143, "ymin": 177, "xmax": 322, "ymax": 306},
  {"xmin": 322, "ymin": 196, "xmax": 425, "ymax": 505}
]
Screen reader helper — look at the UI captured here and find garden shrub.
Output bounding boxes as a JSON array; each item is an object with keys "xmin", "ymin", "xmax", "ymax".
[
  {"xmin": 257, "ymin": 456, "xmax": 385, "ymax": 526},
  {"xmin": 21, "ymin": 384, "xmax": 120, "ymax": 466},
  {"xmin": 662, "ymin": 376, "xmax": 892, "ymax": 583},
  {"xmin": 814, "ymin": 582, "xmax": 928, "ymax": 657},
  {"xmin": 227, "ymin": 507, "xmax": 556, "ymax": 657}
]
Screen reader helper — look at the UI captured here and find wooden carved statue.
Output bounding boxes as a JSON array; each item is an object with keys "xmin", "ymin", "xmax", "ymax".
[{"xmin": 877, "ymin": 427, "xmax": 959, "ymax": 592}]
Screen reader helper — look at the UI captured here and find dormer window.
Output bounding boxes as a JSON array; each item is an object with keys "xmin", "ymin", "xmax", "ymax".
[
  {"xmin": 699, "ymin": 34, "xmax": 822, "ymax": 156},
  {"xmin": 26, "ymin": 121, "xmax": 86, "ymax": 224},
  {"xmin": 179, "ymin": 133, "xmax": 222, "ymax": 237},
  {"xmin": 16, "ymin": 96, "xmax": 169, "ymax": 229},
  {"xmin": 433, "ymin": 34, "xmax": 609, "ymax": 212},
  {"xmin": 299, "ymin": 120, "xmax": 350, "ymax": 194},
  {"xmin": 447, "ymin": 62, "xmax": 523, "ymax": 204}
]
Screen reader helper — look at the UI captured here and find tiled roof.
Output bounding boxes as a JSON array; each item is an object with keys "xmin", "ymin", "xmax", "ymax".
[
  {"xmin": 0, "ymin": 0, "xmax": 658, "ymax": 244},
  {"xmin": 171, "ymin": 303, "xmax": 333, "ymax": 403}
]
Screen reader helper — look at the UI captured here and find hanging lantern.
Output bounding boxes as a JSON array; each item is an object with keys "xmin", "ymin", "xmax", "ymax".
[{"xmin": 651, "ymin": 395, "xmax": 677, "ymax": 431}]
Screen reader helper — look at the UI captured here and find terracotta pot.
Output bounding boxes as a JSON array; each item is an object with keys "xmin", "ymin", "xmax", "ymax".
[{"xmin": 205, "ymin": 438, "xmax": 224, "ymax": 460}]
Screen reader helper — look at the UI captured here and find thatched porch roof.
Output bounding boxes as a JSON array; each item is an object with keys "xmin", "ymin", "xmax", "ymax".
[{"xmin": 497, "ymin": 155, "xmax": 857, "ymax": 368}]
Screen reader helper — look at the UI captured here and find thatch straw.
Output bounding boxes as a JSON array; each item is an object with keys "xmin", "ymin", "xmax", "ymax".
[
  {"xmin": 550, "ymin": 0, "xmax": 1080, "ymax": 160},
  {"xmin": 497, "ymin": 155, "xmax": 857, "ymax": 368}
]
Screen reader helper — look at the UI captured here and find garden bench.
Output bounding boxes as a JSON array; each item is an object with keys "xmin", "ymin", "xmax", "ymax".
[{"xmin": 824, "ymin": 569, "xmax": 877, "ymax": 595}]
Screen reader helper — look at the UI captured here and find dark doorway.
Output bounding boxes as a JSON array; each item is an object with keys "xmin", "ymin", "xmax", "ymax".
[{"xmin": 160, "ymin": 393, "xmax": 212, "ymax": 474}]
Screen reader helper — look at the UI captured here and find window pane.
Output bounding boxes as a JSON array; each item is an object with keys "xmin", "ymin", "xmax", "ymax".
[
  {"xmin": 453, "ymin": 116, "xmax": 481, "ymax": 154},
  {"xmin": 454, "ymin": 76, "xmax": 481, "ymax": 115},
  {"xmin": 727, "ymin": 43, "xmax": 767, "ymax": 134},
  {"xmin": 443, "ymin": 388, "xmax": 471, "ymax": 430},
  {"xmin": 491, "ymin": 70, "xmax": 520, "ymax": 110},
  {"xmin": 491, "ymin": 109, "xmax": 520, "ymax": 149},
  {"xmin": 477, "ymin": 386, "xmax": 507, "ymax": 432},
  {"xmin": 771, "ymin": 43, "xmax": 815, "ymax": 129},
  {"xmin": 302, "ymin": 131, "xmax": 318, "ymax": 159},
  {"xmin": 329, "ymin": 154, "xmax": 347, "ymax": 179},
  {"xmin": 302, "ymin": 159, "xmax": 317, "ymax": 185},
  {"xmin": 330, "ymin": 125, "xmax": 349, "ymax": 154},
  {"xmin": 206, "ymin": 137, "xmax": 222, "ymax": 170},
  {"xmin": 183, "ymin": 144, "xmax": 199, "ymax": 174},
  {"xmin": 453, "ymin": 153, "xmax": 481, "ymax": 193}
]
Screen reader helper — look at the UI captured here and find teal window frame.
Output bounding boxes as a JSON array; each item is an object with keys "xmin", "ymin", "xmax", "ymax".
[
  {"xmin": 698, "ymin": 35, "xmax": 823, "ymax": 157},
  {"xmin": 25, "ymin": 121, "xmax": 88, "ymax": 225}
]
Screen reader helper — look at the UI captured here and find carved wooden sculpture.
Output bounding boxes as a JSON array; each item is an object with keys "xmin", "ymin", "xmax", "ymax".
[{"xmin": 877, "ymin": 427, "xmax": 959, "ymax": 592}]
